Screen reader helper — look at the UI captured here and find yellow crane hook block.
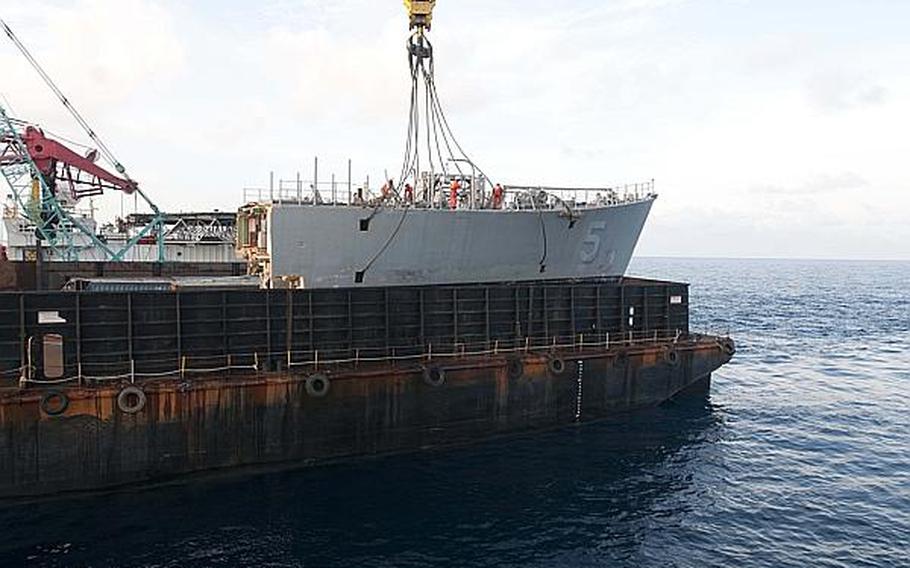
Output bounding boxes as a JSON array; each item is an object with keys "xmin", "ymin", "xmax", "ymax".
[{"xmin": 404, "ymin": 0, "xmax": 436, "ymax": 30}]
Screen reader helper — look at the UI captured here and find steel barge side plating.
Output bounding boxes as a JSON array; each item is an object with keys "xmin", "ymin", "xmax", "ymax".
[{"xmin": 0, "ymin": 277, "xmax": 733, "ymax": 499}]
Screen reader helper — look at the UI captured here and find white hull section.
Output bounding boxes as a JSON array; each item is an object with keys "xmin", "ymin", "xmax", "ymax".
[{"xmin": 2, "ymin": 219, "xmax": 239, "ymax": 263}]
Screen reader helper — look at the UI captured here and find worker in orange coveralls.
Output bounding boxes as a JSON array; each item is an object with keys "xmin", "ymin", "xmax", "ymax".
[
  {"xmin": 449, "ymin": 179, "xmax": 461, "ymax": 210},
  {"xmin": 492, "ymin": 183, "xmax": 504, "ymax": 209},
  {"xmin": 381, "ymin": 179, "xmax": 395, "ymax": 201}
]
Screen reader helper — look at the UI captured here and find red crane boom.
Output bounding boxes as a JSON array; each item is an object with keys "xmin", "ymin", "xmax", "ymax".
[{"xmin": 0, "ymin": 124, "xmax": 137, "ymax": 200}]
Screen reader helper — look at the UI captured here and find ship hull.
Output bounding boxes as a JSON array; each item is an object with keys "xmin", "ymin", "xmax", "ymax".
[
  {"xmin": 263, "ymin": 198, "xmax": 655, "ymax": 288},
  {"xmin": 0, "ymin": 340, "xmax": 731, "ymax": 500}
]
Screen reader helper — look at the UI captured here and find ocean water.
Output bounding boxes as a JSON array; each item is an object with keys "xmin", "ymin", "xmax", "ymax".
[{"xmin": 1, "ymin": 258, "xmax": 908, "ymax": 567}]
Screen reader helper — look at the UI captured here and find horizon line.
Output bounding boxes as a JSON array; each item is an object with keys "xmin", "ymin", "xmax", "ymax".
[{"xmin": 634, "ymin": 255, "xmax": 910, "ymax": 263}]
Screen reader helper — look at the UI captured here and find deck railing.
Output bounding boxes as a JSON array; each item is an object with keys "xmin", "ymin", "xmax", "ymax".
[
  {"xmin": 6, "ymin": 329, "xmax": 732, "ymax": 389},
  {"xmin": 502, "ymin": 180, "xmax": 656, "ymax": 210},
  {"xmin": 241, "ymin": 176, "xmax": 657, "ymax": 211}
]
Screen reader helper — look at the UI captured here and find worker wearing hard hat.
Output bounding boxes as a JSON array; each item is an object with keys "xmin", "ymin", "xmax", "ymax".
[
  {"xmin": 381, "ymin": 179, "xmax": 395, "ymax": 201},
  {"xmin": 492, "ymin": 184, "xmax": 504, "ymax": 209},
  {"xmin": 449, "ymin": 178, "xmax": 461, "ymax": 210}
]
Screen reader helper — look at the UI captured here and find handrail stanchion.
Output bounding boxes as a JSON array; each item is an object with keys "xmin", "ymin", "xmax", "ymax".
[{"xmin": 313, "ymin": 157, "xmax": 318, "ymax": 207}]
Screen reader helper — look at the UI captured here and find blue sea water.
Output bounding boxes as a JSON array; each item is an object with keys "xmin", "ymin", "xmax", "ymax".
[{"xmin": 1, "ymin": 258, "xmax": 908, "ymax": 567}]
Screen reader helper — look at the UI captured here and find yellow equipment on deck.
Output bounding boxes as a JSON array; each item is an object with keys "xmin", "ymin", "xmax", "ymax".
[{"xmin": 404, "ymin": 0, "xmax": 436, "ymax": 30}]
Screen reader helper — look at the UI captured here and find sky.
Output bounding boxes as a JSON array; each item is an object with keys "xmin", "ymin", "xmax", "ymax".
[{"xmin": 0, "ymin": 0, "xmax": 908, "ymax": 260}]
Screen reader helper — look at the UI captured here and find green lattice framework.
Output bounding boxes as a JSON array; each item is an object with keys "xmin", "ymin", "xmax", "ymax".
[{"xmin": 0, "ymin": 104, "xmax": 165, "ymax": 261}]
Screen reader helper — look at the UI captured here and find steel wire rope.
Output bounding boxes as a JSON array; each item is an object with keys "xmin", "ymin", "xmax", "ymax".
[
  {"xmin": 437, "ymin": 57, "xmax": 543, "ymax": 267},
  {"xmin": 369, "ymin": 25, "xmax": 511, "ymax": 280},
  {"xmin": 423, "ymin": 69, "xmax": 464, "ymax": 179},
  {"xmin": 423, "ymin": 54, "xmax": 450, "ymax": 183},
  {"xmin": 399, "ymin": 32, "xmax": 435, "ymax": 191},
  {"xmin": 364, "ymin": 41, "xmax": 421, "ymax": 280},
  {"xmin": 433, "ymin": 62, "xmax": 550, "ymax": 268},
  {"xmin": 412, "ymin": 67, "xmax": 421, "ymax": 189},
  {"xmin": 397, "ymin": 61, "xmax": 419, "ymax": 188},
  {"xmin": 426, "ymin": 81, "xmax": 451, "ymax": 206},
  {"xmin": 424, "ymin": 60, "xmax": 448, "ymax": 177},
  {"xmin": 424, "ymin": 66, "xmax": 496, "ymax": 189},
  {"xmin": 402, "ymin": 74, "xmax": 421, "ymax": 187},
  {"xmin": 401, "ymin": 38, "xmax": 419, "ymax": 180},
  {"xmin": 358, "ymin": 205, "xmax": 411, "ymax": 280},
  {"xmin": 7, "ymin": 117, "xmax": 94, "ymax": 152},
  {"xmin": 423, "ymin": 67, "xmax": 437, "ymax": 188},
  {"xmin": 424, "ymin": 66, "xmax": 453, "ymax": 206},
  {"xmin": 363, "ymin": 31, "xmax": 446, "ymax": 279},
  {"xmin": 537, "ymin": 209, "xmax": 549, "ymax": 270},
  {"xmin": 428, "ymin": 85, "xmax": 448, "ymax": 178}
]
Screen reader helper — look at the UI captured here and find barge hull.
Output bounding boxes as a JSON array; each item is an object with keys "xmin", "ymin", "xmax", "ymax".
[
  {"xmin": 0, "ymin": 340, "xmax": 731, "ymax": 499},
  {"xmin": 0, "ymin": 276, "xmax": 733, "ymax": 498}
]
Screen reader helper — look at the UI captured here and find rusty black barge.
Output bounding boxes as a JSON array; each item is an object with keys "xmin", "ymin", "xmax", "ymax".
[{"xmin": 0, "ymin": 275, "xmax": 733, "ymax": 499}]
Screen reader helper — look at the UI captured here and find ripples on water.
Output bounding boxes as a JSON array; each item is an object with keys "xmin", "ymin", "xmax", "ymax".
[{"xmin": 1, "ymin": 258, "xmax": 908, "ymax": 567}]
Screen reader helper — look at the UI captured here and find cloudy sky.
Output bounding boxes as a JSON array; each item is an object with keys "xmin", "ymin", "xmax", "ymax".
[{"xmin": 1, "ymin": 0, "xmax": 907, "ymax": 260}]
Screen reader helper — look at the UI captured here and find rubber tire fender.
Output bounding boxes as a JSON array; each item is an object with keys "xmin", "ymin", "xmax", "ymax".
[
  {"xmin": 305, "ymin": 373, "xmax": 331, "ymax": 398},
  {"xmin": 117, "ymin": 386, "xmax": 147, "ymax": 415},
  {"xmin": 423, "ymin": 367, "xmax": 446, "ymax": 387},
  {"xmin": 721, "ymin": 338, "xmax": 736, "ymax": 356},
  {"xmin": 40, "ymin": 390, "xmax": 69, "ymax": 417},
  {"xmin": 507, "ymin": 358, "xmax": 524, "ymax": 380},
  {"xmin": 547, "ymin": 356, "xmax": 567, "ymax": 376},
  {"xmin": 663, "ymin": 347, "xmax": 680, "ymax": 367}
]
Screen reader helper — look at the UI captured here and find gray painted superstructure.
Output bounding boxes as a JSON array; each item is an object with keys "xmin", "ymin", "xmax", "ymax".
[{"xmin": 256, "ymin": 196, "xmax": 655, "ymax": 288}]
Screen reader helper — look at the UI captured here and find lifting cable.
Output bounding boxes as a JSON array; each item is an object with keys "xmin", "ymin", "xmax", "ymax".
[
  {"xmin": 364, "ymin": 21, "xmax": 554, "ymax": 281},
  {"xmin": 397, "ymin": 31, "xmax": 496, "ymax": 192}
]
